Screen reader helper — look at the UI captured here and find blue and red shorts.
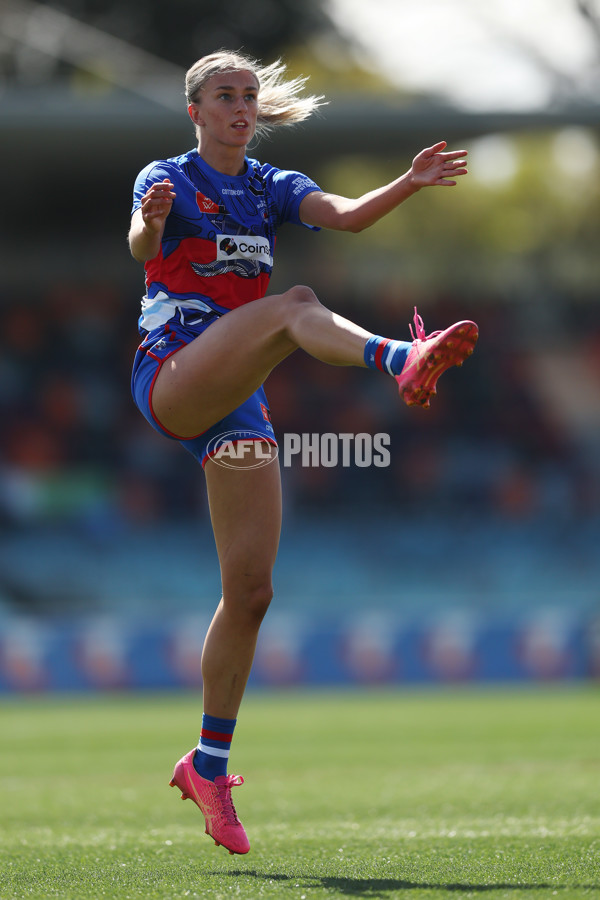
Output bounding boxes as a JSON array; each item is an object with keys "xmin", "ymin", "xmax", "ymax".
[{"xmin": 131, "ymin": 308, "xmax": 276, "ymax": 467}]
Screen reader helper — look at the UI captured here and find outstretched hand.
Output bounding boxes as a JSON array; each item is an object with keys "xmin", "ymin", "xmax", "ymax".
[
  {"xmin": 140, "ymin": 178, "xmax": 176, "ymax": 232},
  {"xmin": 410, "ymin": 141, "xmax": 468, "ymax": 188}
]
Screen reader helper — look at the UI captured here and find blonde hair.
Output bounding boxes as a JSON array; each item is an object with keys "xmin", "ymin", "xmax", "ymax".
[{"xmin": 185, "ymin": 51, "xmax": 326, "ymax": 138}]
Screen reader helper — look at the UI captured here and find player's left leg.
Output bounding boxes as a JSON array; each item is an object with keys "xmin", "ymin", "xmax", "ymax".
[
  {"xmin": 366, "ymin": 307, "xmax": 479, "ymax": 409},
  {"xmin": 170, "ymin": 441, "xmax": 281, "ymax": 854}
]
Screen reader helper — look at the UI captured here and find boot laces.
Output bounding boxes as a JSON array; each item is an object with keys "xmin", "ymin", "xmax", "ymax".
[
  {"xmin": 409, "ymin": 306, "xmax": 441, "ymax": 343},
  {"xmin": 216, "ymin": 775, "xmax": 243, "ymax": 826}
]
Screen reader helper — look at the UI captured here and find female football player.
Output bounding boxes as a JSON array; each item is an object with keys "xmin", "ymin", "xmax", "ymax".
[{"xmin": 129, "ymin": 50, "xmax": 478, "ymax": 855}]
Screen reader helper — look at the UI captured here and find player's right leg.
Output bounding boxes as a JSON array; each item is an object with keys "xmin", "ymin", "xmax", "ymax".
[{"xmin": 169, "ymin": 442, "xmax": 281, "ymax": 856}]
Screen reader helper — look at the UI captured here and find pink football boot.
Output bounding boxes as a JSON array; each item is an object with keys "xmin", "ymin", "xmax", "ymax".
[
  {"xmin": 396, "ymin": 307, "xmax": 479, "ymax": 408},
  {"xmin": 169, "ymin": 750, "xmax": 250, "ymax": 855}
]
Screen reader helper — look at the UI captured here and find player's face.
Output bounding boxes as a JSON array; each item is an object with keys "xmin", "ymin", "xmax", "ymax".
[{"xmin": 191, "ymin": 69, "xmax": 259, "ymax": 150}]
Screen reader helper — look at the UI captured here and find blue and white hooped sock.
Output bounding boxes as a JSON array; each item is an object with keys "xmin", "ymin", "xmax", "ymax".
[
  {"xmin": 364, "ymin": 335, "xmax": 412, "ymax": 376},
  {"xmin": 193, "ymin": 714, "xmax": 237, "ymax": 782}
]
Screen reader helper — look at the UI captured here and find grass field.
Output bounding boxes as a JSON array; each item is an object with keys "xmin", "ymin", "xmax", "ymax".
[{"xmin": 0, "ymin": 687, "xmax": 599, "ymax": 900}]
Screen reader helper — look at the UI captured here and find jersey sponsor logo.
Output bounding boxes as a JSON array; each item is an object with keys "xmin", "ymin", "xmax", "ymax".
[
  {"xmin": 221, "ymin": 188, "xmax": 244, "ymax": 196},
  {"xmin": 196, "ymin": 192, "xmax": 220, "ymax": 214},
  {"xmin": 216, "ymin": 234, "xmax": 273, "ymax": 266}
]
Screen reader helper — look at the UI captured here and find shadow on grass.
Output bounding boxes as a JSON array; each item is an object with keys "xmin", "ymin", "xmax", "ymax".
[{"xmin": 214, "ymin": 870, "xmax": 596, "ymax": 897}]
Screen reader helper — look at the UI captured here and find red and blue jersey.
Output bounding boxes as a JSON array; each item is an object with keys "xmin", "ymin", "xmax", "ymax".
[{"xmin": 132, "ymin": 149, "xmax": 321, "ymax": 331}]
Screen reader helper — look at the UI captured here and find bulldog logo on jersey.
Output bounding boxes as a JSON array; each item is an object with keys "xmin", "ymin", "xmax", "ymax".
[
  {"xmin": 196, "ymin": 192, "xmax": 221, "ymax": 214},
  {"xmin": 219, "ymin": 237, "xmax": 237, "ymax": 256},
  {"xmin": 216, "ymin": 234, "xmax": 273, "ymax": 266}
]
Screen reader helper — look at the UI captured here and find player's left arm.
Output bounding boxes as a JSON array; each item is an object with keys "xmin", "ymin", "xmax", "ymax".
[{"xmin": 299, "ymin": 141, "xmax": 467, "ymax": 234}]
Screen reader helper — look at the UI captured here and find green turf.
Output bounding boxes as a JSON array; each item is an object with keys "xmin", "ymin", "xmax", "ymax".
[{"xmin": 0, "ymin": 687, "xmax": 599, "ymax": 899}]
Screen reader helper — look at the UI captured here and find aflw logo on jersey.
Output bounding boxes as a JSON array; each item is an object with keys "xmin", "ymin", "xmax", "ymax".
[
  {"xmin": 216, "ymin": 234, "xmax": 273, "ymax": 266},
  {"xmin": 196, "ymin": 192, "xmax": 220, "ymax": 214}
]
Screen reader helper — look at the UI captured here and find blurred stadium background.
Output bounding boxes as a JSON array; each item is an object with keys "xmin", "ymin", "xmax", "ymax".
[{"xmin": 1, "ymin": 0, "xmax": 599, "ymax": 691}]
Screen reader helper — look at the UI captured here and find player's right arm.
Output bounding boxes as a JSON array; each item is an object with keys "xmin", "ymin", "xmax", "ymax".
[{"xmin": 128, "ymin": 178, "xmax": 176, "ymax": 262}]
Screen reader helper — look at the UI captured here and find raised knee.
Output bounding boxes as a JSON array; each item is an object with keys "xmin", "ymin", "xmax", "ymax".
[{"xmin": 284, "ymin": 284, "xmax": 320, "ymax": 307}]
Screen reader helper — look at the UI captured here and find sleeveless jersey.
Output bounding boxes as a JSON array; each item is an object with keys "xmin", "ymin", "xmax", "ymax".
[{"xmin": 132, "ymin": 149, "xmax": 322, "ymax": 331}]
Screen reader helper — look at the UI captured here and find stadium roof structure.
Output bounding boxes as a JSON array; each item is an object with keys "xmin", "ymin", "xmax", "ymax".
[
  {"xmin": 3, "ymin": 0, "xmax": 599, "ymax": 174},
  {"xmin": 5, "ymin": 85, "xmax": 600, "ymax": 168},
  {"xmin": 2, "ymin": 0, "xmax": 599, "ymax": 287}
]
